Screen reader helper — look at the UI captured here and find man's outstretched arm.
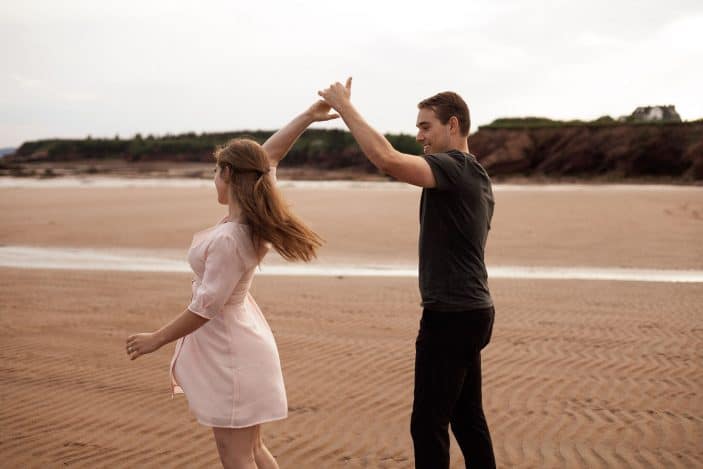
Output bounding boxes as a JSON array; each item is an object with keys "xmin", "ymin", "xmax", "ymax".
[
  {"xmin": 318, "ymin": 78, "xmax": 436, "ymax": 188},
  {"xmin": 262, "ymin": 100, "xmax": 339, "ymax": 167}
]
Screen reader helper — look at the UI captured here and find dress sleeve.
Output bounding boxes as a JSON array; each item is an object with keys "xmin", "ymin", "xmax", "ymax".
[
  {"xmin": 423, "ymin": 152, "xmax": 464, "ymax": 191},
  {"xmin": 188, "ymin": 232, "xmax": 246, "ymax": 319}
]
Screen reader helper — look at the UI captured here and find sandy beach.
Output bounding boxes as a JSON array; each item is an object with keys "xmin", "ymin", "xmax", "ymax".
[{"xmin": 1, "ymin": 180, "xmax": 702, "ymax": 468}]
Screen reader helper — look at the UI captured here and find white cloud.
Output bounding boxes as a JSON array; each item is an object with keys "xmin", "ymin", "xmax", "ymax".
[{"xmin": 1, "ymin": 0, "xmax": 702, "ymax": 146}]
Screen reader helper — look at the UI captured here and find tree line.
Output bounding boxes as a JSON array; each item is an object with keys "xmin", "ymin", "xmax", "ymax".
[{"xmin": 13, "ymin": 129, "xmax": 422, "ymax": 172}]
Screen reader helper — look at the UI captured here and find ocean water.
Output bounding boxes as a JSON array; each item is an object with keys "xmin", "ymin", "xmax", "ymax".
[
  {"xmin": 0, "ymin": 176, "xmax": 700, "ymax": 192},
  {"xmin": 1, "ymin": 246, "xmax": 701, "ymax": 283}
]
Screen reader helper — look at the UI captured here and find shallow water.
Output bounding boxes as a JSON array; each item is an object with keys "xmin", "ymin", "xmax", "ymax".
[
  {"xmin": 1, "ymin": 246, "xmax": 701, "ymax": 283},
  {"xmin": 1, "ymin": 176, "xmax": 700, "ymax": 192}
]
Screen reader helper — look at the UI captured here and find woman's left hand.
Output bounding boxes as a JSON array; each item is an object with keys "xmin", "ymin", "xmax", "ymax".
[
  {"xmin": 306, "ymin": 99, "xmax": 340, "ymax": 122},
  {"xmin": 126, "ymin": 332, "xmax": 162, "ymax": 360}
]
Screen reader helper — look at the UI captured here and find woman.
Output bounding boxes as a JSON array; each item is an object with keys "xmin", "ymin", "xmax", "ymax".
[{"xmin": 125, "ymin": 99, "xmax": 339, "ymax": 469}]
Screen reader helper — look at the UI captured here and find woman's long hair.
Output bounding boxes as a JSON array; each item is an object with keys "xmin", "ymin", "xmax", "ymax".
[{"xmin": 214, "ymin": 138, "xmax": 323, "ymax": 262}]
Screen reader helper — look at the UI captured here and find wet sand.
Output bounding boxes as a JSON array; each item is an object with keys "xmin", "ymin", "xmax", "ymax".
[
  {"xmin": 1, "ymin": 182, "xmax": 702, "ymax": 468},
  {"xmin": 1, "ymin": 182, "xmax": 702, "ymax": 268}
]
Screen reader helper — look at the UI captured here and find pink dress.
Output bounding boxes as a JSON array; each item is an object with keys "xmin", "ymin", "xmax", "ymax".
[{"xmin": 170, "ymin": 168, "xmax": 287, "ymax": 428}]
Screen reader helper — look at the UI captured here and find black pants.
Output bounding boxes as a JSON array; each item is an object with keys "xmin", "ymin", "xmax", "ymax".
[{"xmin": 411, "ymin": 306, "xmax": 496, "ymax": 469}]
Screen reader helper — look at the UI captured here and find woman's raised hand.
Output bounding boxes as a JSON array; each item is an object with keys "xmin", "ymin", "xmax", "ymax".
[
  {"xmin": 308, "ymin": 77, "xmax": 352, "ymax": 121},
  {"xmin": 306, "ymin": 99, "xmax": 340, "ymax": 122}
]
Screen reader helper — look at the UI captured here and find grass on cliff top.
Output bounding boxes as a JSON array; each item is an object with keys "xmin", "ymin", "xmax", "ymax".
[{"xmin": 480, "ymin": 116, "xmax": 694, "ymax": 129}]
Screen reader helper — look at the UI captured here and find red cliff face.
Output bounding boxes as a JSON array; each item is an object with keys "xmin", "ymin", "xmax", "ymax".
[{"xmin": 470, "ymin": 123, "xmax": 703, "ymax": 180}]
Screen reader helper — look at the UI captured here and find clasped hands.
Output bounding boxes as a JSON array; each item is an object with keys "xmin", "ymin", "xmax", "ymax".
[{"xmin": 307, "ymin": 77, "xmax": 353, "ymax": 122}]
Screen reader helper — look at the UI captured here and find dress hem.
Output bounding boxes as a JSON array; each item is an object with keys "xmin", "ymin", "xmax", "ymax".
[{"xmin": 193, "ymin": 412, "xmax": 288, "ymax": 429}]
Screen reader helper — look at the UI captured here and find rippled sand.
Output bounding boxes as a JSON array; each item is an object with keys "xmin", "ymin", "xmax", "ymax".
[{"xmin": 1, "ymin": 181, "xmax": 702, "ymax": 468}]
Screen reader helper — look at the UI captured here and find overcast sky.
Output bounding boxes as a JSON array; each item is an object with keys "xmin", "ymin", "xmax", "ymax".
[{"xmin": 1, "ymin": 0, "xmax": 702, "ymax": 148}]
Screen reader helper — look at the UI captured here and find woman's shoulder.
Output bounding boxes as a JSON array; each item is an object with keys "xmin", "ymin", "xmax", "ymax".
[
  {"xmin": 203, "ymin": 224, "xmax": 237, "ymax": 250},
  {"xmin": 209, "ymin": 222, "xmax": 248, "ymax": 243},
  {"xmin": 211, "ymin": 222, "xmax": 262, "ymax": 264}
]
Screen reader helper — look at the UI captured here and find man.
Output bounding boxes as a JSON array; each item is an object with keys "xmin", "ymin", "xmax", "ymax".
[{"xmin": 319, "ymin": 79, "xmax": 496, "ymax": 469}]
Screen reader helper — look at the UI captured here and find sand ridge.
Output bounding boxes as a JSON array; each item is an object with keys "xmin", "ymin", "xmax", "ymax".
[{"xmin": 0, "ymin": 270, "xmax": 701, "ymax": 468}]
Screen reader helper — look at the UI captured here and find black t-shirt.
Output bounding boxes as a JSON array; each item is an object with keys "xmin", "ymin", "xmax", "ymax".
[{"xmin": 419, "ymin": 150, "xmax": 494, "ymax": 312}]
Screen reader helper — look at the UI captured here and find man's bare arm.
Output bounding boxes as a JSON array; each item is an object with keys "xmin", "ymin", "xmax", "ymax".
[{"xmin": 318, "ymin": 78, "xmax": 436, "ymax": 188}]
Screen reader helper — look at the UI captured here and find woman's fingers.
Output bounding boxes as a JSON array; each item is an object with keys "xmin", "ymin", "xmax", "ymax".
[
  {"xmin": 126, "ymin": 335, "xmax": 140, "ymax": 359},
  {"xmin": 128, "ymin": 344, "xmax": 141, "ymax": 360},
  {"xmin": 126, "ymin": 332, "xmax": 160, "ymax": 359}
]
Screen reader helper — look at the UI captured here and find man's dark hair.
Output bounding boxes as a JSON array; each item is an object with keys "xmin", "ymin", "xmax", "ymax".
[{"xmin": 417, "ymin": 92, "xmax": 471, "ymax": 136}]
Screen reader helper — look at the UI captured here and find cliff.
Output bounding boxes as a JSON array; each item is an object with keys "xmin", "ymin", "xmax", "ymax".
[
  {"xmin": 471, "ymin": 122, "xmax": 703, "ymax": 180},
  {"xmin": 4, "ymin": 122, "xmax": 702, "ymax": 181}
]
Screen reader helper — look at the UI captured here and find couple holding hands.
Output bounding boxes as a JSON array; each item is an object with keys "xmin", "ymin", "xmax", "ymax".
[{"xmin": 127, "ymin": 79, "xmax": 496, "ymax": 469}]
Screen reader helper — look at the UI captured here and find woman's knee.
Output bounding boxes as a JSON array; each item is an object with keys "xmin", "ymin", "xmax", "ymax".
[
  {"xmin": 212, "ymin": 427, "xmax": 258, "ymax": 469},
  {"xmin": 231, "ymin": 452, "xmax": 256, "ymax": 468},
  {"xmin": 217, "ymin": 444, "xmax": 256, "ymax": 469}
]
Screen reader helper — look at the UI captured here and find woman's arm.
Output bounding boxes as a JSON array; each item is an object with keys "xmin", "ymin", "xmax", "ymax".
[
  {"xmin": 126, "ymin": 309, "xmax": 208, "ymax": 360},
  {"xmin": 262, "ymin": 100, "xmax": 340, "ymax": 167}
]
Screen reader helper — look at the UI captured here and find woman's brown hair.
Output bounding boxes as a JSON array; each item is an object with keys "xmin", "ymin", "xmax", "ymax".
[{"xmin": 214, "ymin": 138, "xmax": 322, "ymax": 262}]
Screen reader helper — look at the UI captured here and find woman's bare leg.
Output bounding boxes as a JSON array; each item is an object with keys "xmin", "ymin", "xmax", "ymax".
[
  {"xmin": 212, "ymin": 426, "xmax": 258, "ymax": 469},
  {"xmin": 253, "ymin": 425, "xmax": 279, "ymax": 469}
]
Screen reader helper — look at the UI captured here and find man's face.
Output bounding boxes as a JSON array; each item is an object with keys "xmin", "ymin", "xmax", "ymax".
[{"xmin": 416, "ymin": 107, "xmax": 451, "ymax": 155}]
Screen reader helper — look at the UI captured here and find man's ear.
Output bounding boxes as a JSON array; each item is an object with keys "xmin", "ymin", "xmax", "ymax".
[{"xmin": 449, "ymin": 116, "xmax": 460, "ymax": 134}]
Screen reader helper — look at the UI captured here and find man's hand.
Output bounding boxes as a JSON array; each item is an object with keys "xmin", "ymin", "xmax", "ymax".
[{"xmin": 318, "ymin": 77, "xmax": 353, "ymax": 112}]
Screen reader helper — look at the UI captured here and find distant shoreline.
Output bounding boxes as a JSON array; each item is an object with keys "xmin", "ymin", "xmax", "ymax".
[
  {"xmin": 0, "ymin": 160, "xmax": 700, "ymax": 186},
  {"xmin": 6, "ymin": 122, "xmax": 702, "ymax": 182}
]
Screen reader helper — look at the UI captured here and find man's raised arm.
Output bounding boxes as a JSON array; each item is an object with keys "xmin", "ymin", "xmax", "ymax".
[{"xmin": 318, "ymin": 78, "xmax": 436, "ymax": 188}]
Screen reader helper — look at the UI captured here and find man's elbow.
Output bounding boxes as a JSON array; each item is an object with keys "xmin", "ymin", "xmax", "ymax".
[{"xmin": 372, "ymin": 151, "xmax": 400, "ymax": 174}]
